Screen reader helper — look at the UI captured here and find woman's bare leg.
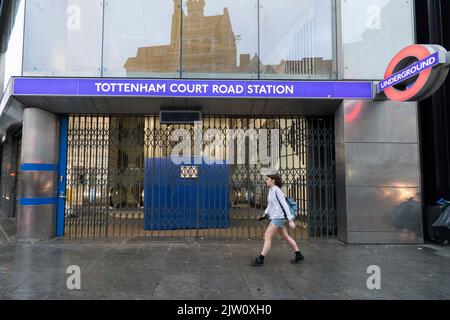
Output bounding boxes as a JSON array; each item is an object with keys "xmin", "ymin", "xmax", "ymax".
[
  {"xmin": 279, "ymin": 227, "xmax": 299, "ymax": 252},
  {"xmin": 261, "ymin": 224, "xmax": 279, "ymax": 257}
]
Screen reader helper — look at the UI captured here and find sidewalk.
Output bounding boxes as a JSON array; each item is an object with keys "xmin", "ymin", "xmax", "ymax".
[
  {"xmin": 0, "ymin": 218, "xmax": 15, "ymax": 242},
  {"xmin": 1, "ymin": 239, "xmax": 449, "ymax": 300}
]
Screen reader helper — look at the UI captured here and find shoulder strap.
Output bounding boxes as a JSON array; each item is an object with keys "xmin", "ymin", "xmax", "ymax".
[{"xmin": 274, "ymin": 190, "xmax": 288, "ymax": 220}]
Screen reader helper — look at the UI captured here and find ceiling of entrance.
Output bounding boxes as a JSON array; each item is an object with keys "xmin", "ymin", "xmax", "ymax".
[{"xmin": 14, "ymin": 96, "xmax": 342, "ymax": 116}]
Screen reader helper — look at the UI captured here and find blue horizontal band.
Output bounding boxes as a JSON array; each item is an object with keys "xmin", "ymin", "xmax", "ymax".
[
  {"xmin": 19, "ymin": 197, "xmax": 57, "ymax": 206},
  {"xmin": 21, "ymin": 164, "xmax": 59, "ymax": 172}
]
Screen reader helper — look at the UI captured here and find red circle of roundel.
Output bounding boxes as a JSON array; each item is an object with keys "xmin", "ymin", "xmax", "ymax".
[{"xmin": 384, "ymin": 45, "xmax": 432, "ymax": 101}]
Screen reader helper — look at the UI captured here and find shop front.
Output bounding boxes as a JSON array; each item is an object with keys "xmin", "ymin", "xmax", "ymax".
[
  {"xmin": 1, "ymin": 0, "xmax": 442, "ymax": 244},
  {"xmin": 8, "ymin": 77, "xmax": 374, "ymax": 240}
]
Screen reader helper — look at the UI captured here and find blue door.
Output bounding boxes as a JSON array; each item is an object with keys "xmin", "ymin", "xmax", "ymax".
[{"xmin": 144, "ymin": 157, "xmax": 230, "ymax": 231}]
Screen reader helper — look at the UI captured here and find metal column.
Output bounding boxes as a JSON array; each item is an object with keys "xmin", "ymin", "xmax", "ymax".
[{"xmin": 17, "ymin": 108, "xmax": 60, "ymax": 241}]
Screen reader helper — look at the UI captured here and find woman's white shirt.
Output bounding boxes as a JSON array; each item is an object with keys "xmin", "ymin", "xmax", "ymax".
[{"xmin": 264, "ymin": 186, "xmax": 294, "ymax": 221}]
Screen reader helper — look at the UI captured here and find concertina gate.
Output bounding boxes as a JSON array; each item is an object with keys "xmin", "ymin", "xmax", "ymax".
[{"xmin": 63, "ymin": 115, "xmax": 336, "ymax": 240}]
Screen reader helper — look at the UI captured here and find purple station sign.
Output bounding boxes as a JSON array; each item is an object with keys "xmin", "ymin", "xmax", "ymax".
[{"xmin": 13, "ymin": 78, "xmax": 373, "ymax": 100}]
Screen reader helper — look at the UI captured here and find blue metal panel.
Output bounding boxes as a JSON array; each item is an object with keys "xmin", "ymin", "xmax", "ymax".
[
  {"xmin": 20, "ymin": 164, "xmax": 59, "ymax": 171},
  {"xmin": 144, "ymin": 158, "xmax": 230, "ymax": 231},
  {"xmin": 19, "ymin": 197, "xmax": 57, "ymax": 206},
  {"xmin": 56, "ymin": 116, "xmax": 68, "ymax": 237},
  {"xmin": 198, "ymin": 163, "xmax": 229, "ymax": 229}
]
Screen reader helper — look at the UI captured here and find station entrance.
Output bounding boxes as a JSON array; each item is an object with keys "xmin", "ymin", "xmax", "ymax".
[{"xmin": 63, "ymin": 115, "xmax": 336, "ymax": 240}]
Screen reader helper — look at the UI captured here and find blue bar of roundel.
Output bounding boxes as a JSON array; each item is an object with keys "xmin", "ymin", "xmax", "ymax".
[
  {"xmin": 378, "ymin": 52, "xmax": 440, "ymax": 92},
  {"xmin": 20, "ymin": 163, "xmax": 59, "ymax": 172},
  {"xmin": 20, "ymin": 198, "xmax": 57, "ymax": 206}
]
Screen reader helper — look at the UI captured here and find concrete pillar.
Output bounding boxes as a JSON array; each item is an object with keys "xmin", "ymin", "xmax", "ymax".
[
  {"xmin": 17, "ymin": 108, "xmax": 59, "ymax": 241},
  {"xmin": 335, "ymin": 100, "xmax": 424, "ymax": 244}
]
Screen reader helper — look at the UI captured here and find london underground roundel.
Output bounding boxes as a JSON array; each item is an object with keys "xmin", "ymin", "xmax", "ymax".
[{"xmin": 379, "ymin": 44, "xmax": 449, "ymax": 102}]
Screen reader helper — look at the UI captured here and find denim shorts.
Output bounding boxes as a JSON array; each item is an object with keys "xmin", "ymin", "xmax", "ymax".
[{"xmin": 270, "ymin": 219, "xmax": 286, "ymax": 229}]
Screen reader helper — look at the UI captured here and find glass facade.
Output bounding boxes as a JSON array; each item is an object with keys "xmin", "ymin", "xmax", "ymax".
[
  {"xmin": 17, "ymin": 0, "xmax": 418, "ymax": 81},
  {"xmin": 341, "ymin": 0, "xmax": 415, "ymax": 80},
  {"xmin": 23, "ymin": 0, "xmax": 103, "ymax": 76},
  {"xmin": 260, "ymin": 0, "xmax": 334, "ymax": 79},
  {"xmin": 103, "ymin": 0, "xmax": 180, "ymax": 77},
  {"xmin": 21, "ymin": 0, "xmax": 338, "ymax": 79},
  {"xmin": 0, "ymin": 0, "xmax": 24, "ymax": 94},
  {"xmin": 181, "ymin": 0, "xmax": 259, "ymax": 78}
]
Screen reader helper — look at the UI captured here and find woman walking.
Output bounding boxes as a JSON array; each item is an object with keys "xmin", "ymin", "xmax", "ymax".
[{"xmin": 250, "ymin": 174, "xmax": 304, "ymax": 266}]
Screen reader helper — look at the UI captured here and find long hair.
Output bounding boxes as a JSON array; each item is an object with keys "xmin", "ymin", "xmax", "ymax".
[{"xmin": 267, "ymin": 174, "xmax": 284, "ymax": 188}]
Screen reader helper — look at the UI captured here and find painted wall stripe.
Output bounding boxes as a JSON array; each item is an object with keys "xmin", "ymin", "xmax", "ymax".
[
  {"xmin": 19, "ymin": 197, "xmax": 57, "ymax": 206},
  {"xmin": 21, "ymin": 164, "xmax": 59, "ymax": 172}
]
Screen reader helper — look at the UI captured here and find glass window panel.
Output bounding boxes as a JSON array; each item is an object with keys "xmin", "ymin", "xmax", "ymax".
[
  {"xmin": 23, "ymin": 0, "xmax": 102, "ymax": 76},
  {"xmin": 0, "ymin": 53, "xmax": 4, "ymax": 93},
  {"xmin": 259, "ymin": 0, "xmax": 335, "ymax": 80},
  {"xmin": 103, "ymin": 0, "xmax": 181, "ymax": 78},
  {"xmin": 181, "ymin": 0, "xmax": 258, "ymax": 79},
  {"xmin": 1, "ymin": 0, "xmax": 25, "ymax": 94},
  {"xmin": 341, "ymin": 0, "xmax": 415, "ymax": 80}
]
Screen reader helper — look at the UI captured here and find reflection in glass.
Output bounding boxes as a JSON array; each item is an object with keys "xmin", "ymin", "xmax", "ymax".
[
  {"xmin": 107, "ymin": 0, "xmax": 181, "ymax": 77},
  {"xmin": 1, "ymin": 0, "xmax": 24, "ymax": 93},
  {"xmin": 180, "ymin": 0, "xmax": 258, "ymax": 78},
  {"xmin": 259, "ymin": 0, "xmax": 334, "ymax": 79},
  {"xmin": 22, "ymin": 0, "xmax": 337, "ymax": 80},
  {"xmin": 122, "ymin": 0, "xmax": 258, "ymax": 78},
  {"xmin": 342, "ymin": 0, "xmax": 414, "ymax": 80},
  {"xmin": 23, "ymin": 0, "xmax": 102, "ymax": 76}
]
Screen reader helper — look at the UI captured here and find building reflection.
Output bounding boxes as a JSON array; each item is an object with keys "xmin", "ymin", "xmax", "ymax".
[
  {"xmin": 125, "ymin": 0, "xmax": 255, "ymax": 75},
  {"xmin": 343, "ymin": 0, "xmax": 411, "ymax": 79},
  {"xmin": 124, "ymin": 0, "xmax": 332, "ymax": 77},
  {"xmin": 264, "ymin": 58, "xmax": 332, "ymax": 76}
]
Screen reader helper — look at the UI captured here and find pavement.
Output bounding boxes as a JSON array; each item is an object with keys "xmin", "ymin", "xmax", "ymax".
[
  {"xmin": 0, "ymin": 218, "xmax": 15, "ymax": 242},
  {"xmin": 0, "ymin": 238, "xmax": 449, "ymax": 300}
]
